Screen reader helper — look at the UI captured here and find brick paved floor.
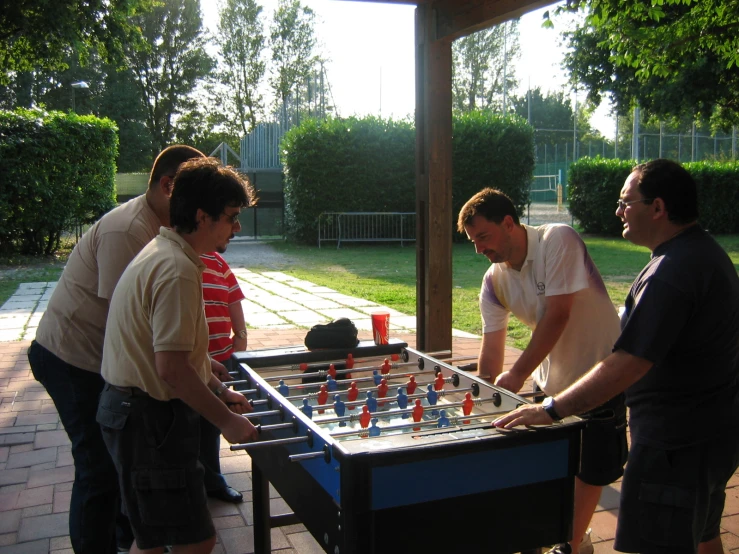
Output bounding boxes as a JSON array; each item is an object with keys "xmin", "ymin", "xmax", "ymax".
[{"xmin": 3, "ymin": 332, "xmax": 739, "ymax": 553}]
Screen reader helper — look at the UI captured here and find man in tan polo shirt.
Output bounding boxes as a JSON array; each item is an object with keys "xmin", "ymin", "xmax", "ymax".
[
  {"xmin": 27, "ymin": 145, "xmax": 204, "ymax": 554},
  {"xmin": 97, "ymin": 158, "xmax": 258, "ymax": 554}
]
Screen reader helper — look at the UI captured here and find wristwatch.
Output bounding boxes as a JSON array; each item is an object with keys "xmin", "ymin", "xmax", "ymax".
[
  {"xmin": 213, "ymin": 382, "xmax": 228, "ymax": 397},
  {"xmin": 542, "ymin": 396, "xmax": 562, "ymax": 421},
  {"xmin": 235, "ymin": 329, "xmax": 247, "ymax": 339}
]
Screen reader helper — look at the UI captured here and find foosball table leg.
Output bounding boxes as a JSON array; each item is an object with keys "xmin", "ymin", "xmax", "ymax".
[{"xmin": 253, "ymin": 464, "xmax": 271, "ymax": 554}]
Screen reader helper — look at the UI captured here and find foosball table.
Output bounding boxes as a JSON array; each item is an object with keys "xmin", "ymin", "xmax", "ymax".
[{"xmin": 231, "ymin": 340, "xmax": 584, "ymax": 554}]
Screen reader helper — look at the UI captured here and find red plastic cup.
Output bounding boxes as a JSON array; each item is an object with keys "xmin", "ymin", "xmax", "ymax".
[{"xmin": 371, "ymin": 311, "xmax": 390, "ymax": 345}]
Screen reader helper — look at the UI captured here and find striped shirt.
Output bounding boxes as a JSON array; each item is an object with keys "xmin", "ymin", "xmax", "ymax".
[{"xmin": 200, "ymin": 252, "xmax": 245, "ymax": 362}]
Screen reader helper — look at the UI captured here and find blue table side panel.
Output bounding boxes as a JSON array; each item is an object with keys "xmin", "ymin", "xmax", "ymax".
[{"xmin": 371, "ymin": 439, "xmax": 570, "ymax": 510}]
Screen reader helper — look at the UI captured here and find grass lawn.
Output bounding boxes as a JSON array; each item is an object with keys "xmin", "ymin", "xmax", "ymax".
[{"xmin": 266, "ymin": 234, "xmax": 739, "ymax": 350}]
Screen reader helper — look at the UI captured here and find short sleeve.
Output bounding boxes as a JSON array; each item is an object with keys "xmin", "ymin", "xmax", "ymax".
[
  {"xmin": 97, "ymin": 232, "xmax": 149, "ymax": 300},
  {"xmin": 480, "ymin": 271, "xmax": 509, "ymax": 333},
  {"xmin": 224, "ymin": 266, "xmax": 245, "ymax": 304},
  {"xmin": 542, "ymin": 226, "xmax": 590, "ymax": 296},
  {"xmin": 151, "ymin": 277, "xmax": 204, "ymax": 352},
  {"xmin": 614, "ymin": 278, "xmax": 692, "ymax": 364}
]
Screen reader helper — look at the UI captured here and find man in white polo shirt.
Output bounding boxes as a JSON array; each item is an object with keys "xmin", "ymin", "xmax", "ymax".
[
  {"xmin": 458, "ymin": 188, "xmax": 626, "ymax": 554},
  {"xmin": 28, "ymin": 145, "xmax": 204, "ymax": 554},
  {"xmin": 97, "ymin": 157, "xmax": 258, "ymax": 554}
]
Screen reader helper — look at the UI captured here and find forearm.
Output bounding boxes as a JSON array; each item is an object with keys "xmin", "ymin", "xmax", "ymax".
[
  {"xmin": 478, "ymin": 330, "xmax": 506, "ymax": 379},
  {"xmin": 159, "ymin": 362, "xmax": 235, "ymax": 430},
  {"xmin": 556, "ymin": 350, "xmax": 652, "ymax": 417}
]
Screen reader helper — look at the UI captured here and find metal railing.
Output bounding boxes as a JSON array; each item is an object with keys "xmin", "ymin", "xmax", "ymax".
[{"xmin": 317, "ymin": 212, "xmax": 416, "ymax": 249}]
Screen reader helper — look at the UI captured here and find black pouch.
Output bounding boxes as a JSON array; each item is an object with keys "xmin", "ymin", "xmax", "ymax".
[{"xmin": 304, "ymin": 318, "xmax": 359, "ymax": 350}]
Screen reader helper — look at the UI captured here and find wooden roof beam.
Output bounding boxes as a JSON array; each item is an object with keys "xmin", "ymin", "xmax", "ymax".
[{"xmin": 433, "ymin": 0, "xmax": 559, "ymax": 41}]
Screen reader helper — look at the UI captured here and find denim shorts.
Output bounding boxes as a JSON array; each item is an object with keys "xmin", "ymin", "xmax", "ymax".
[
  {"xmin": 96, "ymin": 384, "xmax": 215, "ymax": 550},
  {"xmin": 615, "ymin": 436, "xmax": 739, "ymax": 553}
]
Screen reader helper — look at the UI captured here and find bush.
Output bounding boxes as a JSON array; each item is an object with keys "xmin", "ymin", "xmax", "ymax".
[
  {"xmin": 568, "ymin": 158, "xmax": 633, "ymax": 236},
  {"xmin": 281, "ymin": 113, "xmax": 534, "ymax": 244},
  {"xmin": 568, "ymin": 157, "xmax": 739, "ymax": 236},
  {"xmin": 0, "ymin": 109, "xmax": 118, "ymax": 255},
  {"xmin": 452, "ymin": 111, "xmax": 534, "ymax": 239},
  {"xmin": 281, "ymin": 116, "xmax": 416, "ymax": 243}
]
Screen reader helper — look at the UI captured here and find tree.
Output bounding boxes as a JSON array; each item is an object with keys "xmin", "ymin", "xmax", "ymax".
[
  {"xmin": 452, "ymin": 21, "xmax": 520, "ymax": 113},
  {"xmin": 127, "ymin": 0, "xmax": 213, "ymax": 154},
  {"xmin": 511, "ymin": 87, "xmax": 600, "ymax": 162},
  {"xmin": 215, "ymin": 0, "xmax": 266, "ymax": 136},
  {"xmin": 269, "ymin": 0, "xmax": 319, "ymax": 125},
  {"xmin": 0, "ymin": 0, "xmax": 150, "ymax": 84},
  {"xmin": 560, "ymin": 0, "xmax": 739, "ymax": 127}
]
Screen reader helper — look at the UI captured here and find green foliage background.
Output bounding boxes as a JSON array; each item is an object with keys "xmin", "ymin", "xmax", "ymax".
[
  {"xmin": 281, "ymin": 113, "xmax": 534, "ymax": 244},
  {"xmin": 0, "ymin": 109, "xmax": 118, "ymax": 255},
  {"xmin": 568, "ymin": 157, "xmax": 739, "ymax": 236}
]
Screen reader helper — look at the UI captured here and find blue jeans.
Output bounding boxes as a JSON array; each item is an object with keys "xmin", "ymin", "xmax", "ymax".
[{"xmin": 28, "ymin": 341, "xmax": 132, "ymax": 553}]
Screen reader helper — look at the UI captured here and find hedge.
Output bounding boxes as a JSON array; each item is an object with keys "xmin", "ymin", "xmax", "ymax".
[
  {"xmin": 0, "ymin": 109, "xmax": 118, "ymax": 255},
  {"xmin": 281, "ymin": 113, "xmax": 534, "ymax": 244},
  {"xmin": 568, "ymin": 157, "xmax": 739, "ymax": 236}
]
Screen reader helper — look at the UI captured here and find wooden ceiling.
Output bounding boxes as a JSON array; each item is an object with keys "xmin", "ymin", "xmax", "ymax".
[{"xmin": 338, "ymin": 0, "xmax": 558, "ymax": 40}]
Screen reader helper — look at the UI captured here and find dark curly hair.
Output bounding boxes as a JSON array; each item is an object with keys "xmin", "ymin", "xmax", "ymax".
[{"xmin": 170, "ymin": 158, "xmax": 256, "ymax": 233}]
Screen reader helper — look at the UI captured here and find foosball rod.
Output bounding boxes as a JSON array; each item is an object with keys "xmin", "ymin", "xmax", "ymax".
[
  {"xmin": 311, "ymin": 393, "xmax": 489, "ymax": 424},
  {"xmin": 327, "ymin": 410, "xmax": 508, "ymax": 438}
]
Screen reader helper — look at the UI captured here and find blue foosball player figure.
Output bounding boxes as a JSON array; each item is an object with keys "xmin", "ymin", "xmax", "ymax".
[
  {"xmin": 426, "ymin": 383, "xmax": 439, "ymax": 416},
  {"xmin": 369, "ymin": 418, "xmax": 381, "ymax": 437},
  {"xmin": 326, "ymin": 375, "xmax": 338, "ymax": 392},
  {"xmin": 366, "ymin": 391, "xmax": 378, "ymax": 413},
  {"xmin": 437, "ymin": 409, "xmax": 450, "ymax": 428},
  {"xmin": 334, "ymin": 394, "xmax": 347, "ymax": 426},
  {"xmin": 301, "ymin": 398, "xmax": 313, "ymax": 419},
  {"xmin": 372, "ymin": 369, "xmax": 382, "ymax": 386},
  {"xmin": 396, "ymin": 387, "xmax": 408, "ymax": 418},
  {"xmin": 278, "ymin": 380, "xmax": 289, "ymax": 397}
]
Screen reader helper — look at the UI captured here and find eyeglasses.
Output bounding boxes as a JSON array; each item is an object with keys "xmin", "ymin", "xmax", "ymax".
[
  {"xmin": 616, "ymin": 198, "xmax": 653, "ymax": 210},
  {"xmin": 221, "ymin": 211, "xmax": 241, "ymax": 225}
]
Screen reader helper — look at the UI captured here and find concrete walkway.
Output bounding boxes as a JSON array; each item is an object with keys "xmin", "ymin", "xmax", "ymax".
[{"xmin": 0, "ymin": 269, "xmax": 479, "ymax": 343}]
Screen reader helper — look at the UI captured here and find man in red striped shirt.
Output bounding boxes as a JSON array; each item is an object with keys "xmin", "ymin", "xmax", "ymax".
[{"xmin": 200, "ymin": 251, "xmax": 247, "ymax": 503}]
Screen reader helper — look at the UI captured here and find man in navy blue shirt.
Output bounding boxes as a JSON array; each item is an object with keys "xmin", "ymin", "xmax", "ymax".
[{"xmin": 494, "ymin": 159, "xmax": 739, "ymax": 554}]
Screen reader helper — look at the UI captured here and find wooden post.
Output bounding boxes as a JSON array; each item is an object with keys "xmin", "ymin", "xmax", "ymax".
[{"xmin": 415, "ymin": 4, "xmax": 453, "ymax": 353}]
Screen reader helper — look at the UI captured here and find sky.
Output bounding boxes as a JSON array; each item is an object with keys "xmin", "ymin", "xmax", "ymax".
[{"xmin": 202, "ymin": 0, "xmax": 616, "ymax": 137}]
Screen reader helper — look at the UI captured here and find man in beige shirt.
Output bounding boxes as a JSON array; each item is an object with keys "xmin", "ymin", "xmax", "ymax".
[
  {"xmin": 97, "ymin": 158, "xmax": 258, "ymax": 554},
  {"xmin": 27, "ymin": 145, "xmax": 204, "ymax": 554}
]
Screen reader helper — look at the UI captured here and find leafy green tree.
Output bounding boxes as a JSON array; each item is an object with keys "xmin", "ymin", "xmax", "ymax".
[
  {"xmin": 560, "ymin": 0, "xmax": 739, "ymax": 127},
  {"xmin": 269, "ymin": 0, "xmax": 319, "ymax": 124},
  {"xmin": 452, "ymin": 21, "xmax": 520, "ymax": 113},
  {"xmin": 127, "ymin": 0, "xmax": 214, "ymax": 154},
  {"xmin": 511, "ymin": 87, "xmax": 600, "ymax": 158},
  {"xmin": 215, "ymin": 0, "xmax": 266, "ymax": 135},
  {"xmin": 0, "ymin": 0, "xmax": 151, "ymax": 84}
]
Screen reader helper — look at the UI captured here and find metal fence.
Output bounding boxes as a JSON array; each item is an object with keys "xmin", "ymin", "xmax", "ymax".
[
  {"xmin": 240, "ymin": 122, "xmax": 286, "ymax": 169},
  {"xmin": 317, "ymin": 212, "xmax": 416, "ymax": 249}
]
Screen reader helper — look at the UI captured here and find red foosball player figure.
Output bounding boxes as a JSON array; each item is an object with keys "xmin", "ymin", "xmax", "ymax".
[
  {"xmin": 359, "ymin": 405, "xmax": 372, "ymax": 430},
  {"xmin": 406, "ymin": 375, "xmax": 417, "ymax": 395},
  {"xmin": 317, "ymin": 384, "xmax": 328, "ymax": 414},
  {"xmin": 412, "ymin": 399, "xmax": 424, "ymax": 431},
  {"xmin": 462, "ymin": 392, "xmax": 474, "ymax": 424},
  {"xmin": 380, "ymin": 358, "xmax": 392, "ymax": 375},
  {"xmin": 299, "ymin": 362, "xmax": 308, "ymax": 372},
  {"xmin": 347, "ymin": 381, "xmax": 359, "ymax": 409},
  {"xmin": 434, "ymin": 372, "xmax": 445, "ymax": 391},
  {"xmin": 377, "ymin": 378, "xmax": 389, "ymax": 407},
  {"xmin": 391, "ymin": 353, "xmax": 400, "ymax": 362},
  {"xmin": 345, "ymin": 353, "xmax": 355, "ymax": 369},
  {"xmin": 328, "ymin": 363, "xmax": 337, "ymax": 379}
]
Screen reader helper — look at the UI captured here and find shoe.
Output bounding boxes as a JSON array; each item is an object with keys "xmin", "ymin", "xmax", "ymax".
[
  {"xmin": 545, "ymin": 529, "xmax": 592, "ymax": 554},
  {"xmin": 207, "ymin": 485, "xmax": 243, "ymax": 503},
  {"xmin": 545, "ymin": 544, "xmax": 572, "ymax": 554},
  {"xmin": 579, "ymin": 529, "xmax": 593, "ymax": 554}
]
